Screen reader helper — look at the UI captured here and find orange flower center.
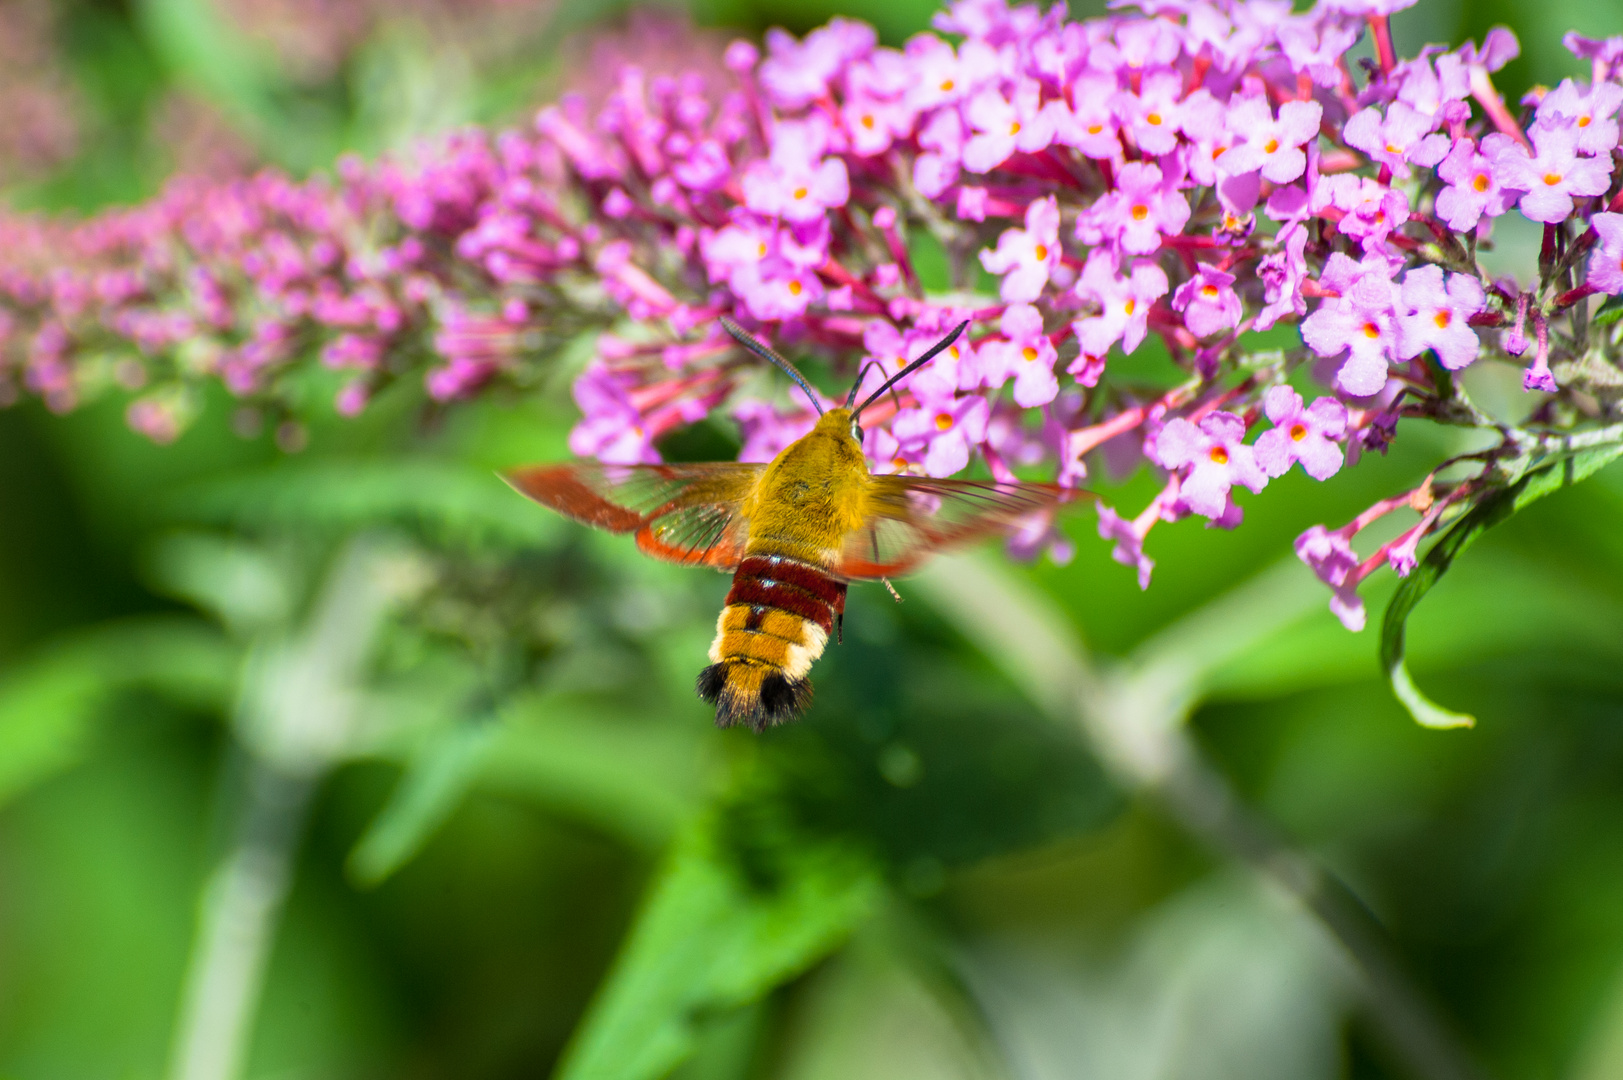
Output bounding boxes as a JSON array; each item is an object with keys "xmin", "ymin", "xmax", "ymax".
[
  {"xmin": 861, "ymin": 114, "xmax": 876, "ymax": 129},
  {"xmin": 1033, "ymin": 243, "xmax": 1049, "ymax": 261},
  {"xmin": 1385, "ymin": 142, "xmax": 1401, "ymax": 154},
  {"xmin": 1010, "ymin": 121, "xmax": 1022, "ymax": 135},
  {"xmin": 788, "ymin": 280, "xmax": 803, "ymax": 296},
  {"xmin": 1124, "ymin": 299, "xmax": 1136, "ymax": 316},
  {"xmin": 1208, "ymin": 446, "xmax": 1229, "ymax": 465},
  {"xmin": 940, "ymin": 79, "xmax": 955, "ymax": 92},
  {"xmin": 1201, "ymin": 284, "xmax": 1219, "ymax": 299},
  {"xmin": 1146, "ymin": 112, "xmax": 1163, "ymax": 125},
  {"xmin": 757, "ymin": 242, "xmax": 768, "ymax": 257},
  {"xmin": 1022, "ymin": 345, "xmax": 1039, "ymax": 361},
  {"xmin": 1131, "ymin": 204, "xmax": 1149, "ymax": 221},
  {"xmin": 1543, "ymin": 172, "xmax": 1563, "ymax": 186},
  {"xmin": 1434, "ymin": 309, "xmax": 1451, "ymax": 329},
  {"xmin": 1087, "ymin": 123, "xmax": 1104, "ymax": 135},
  {"xmin": 892, "ymin": 456, "xmax": 909, "ymax": 470},
  {"xmin": 1580, "ymin": 115, "xmax": 1593, "ymax": 127},
  {"xmin": 1473, "ymin": 173, "xmax": 1491, "ymax": 192},
  {"xmin": 1289, "ymin": 423, "xmax": 1308, "ymax": 441},
  {"xmin": 935, "ymin": 412, "xmax": 955, "ymax": 431},
  {"xmin": 1264, "ymin": 138, "xmax": 1280, "ymax": 153},
  {"xmin": 1363, "ymin": 322, "xmax": 1380, "ymax": 339},
  {"xmin": 793, "ymin": 186, "xmax": 809, "ymax": 199}
]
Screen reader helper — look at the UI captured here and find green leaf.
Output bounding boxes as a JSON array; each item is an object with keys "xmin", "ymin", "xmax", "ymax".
[
  {"xmin": 347, "ymin": 720, "xmax": 498, "ymax": 886},
  {"xmin": 1380, "ymin": 441, "xmax": 1623, "ymax": 727},
  {"xmin": 1592, "ymin": 296, "xmax": 1623, "ymax": 330},
  {"xmin": 556, "ymin": 805, "xmax": 883, "ymax": 1080},
  {"xmin": 177, "ymin": 460, "xmax": 560, "ymax": 549},
  {"xmin": 478, "ymin": 701, "xmax": 707, "ymax": 850},
  {"xmin": 0, "ymin": 618, "xmax": 238, "ymax": 806}
]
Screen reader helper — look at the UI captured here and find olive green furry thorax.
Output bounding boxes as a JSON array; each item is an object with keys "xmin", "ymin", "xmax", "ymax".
[{"xmin": 744, "ymin": 407, "xmax": 871, "ymax": 564}]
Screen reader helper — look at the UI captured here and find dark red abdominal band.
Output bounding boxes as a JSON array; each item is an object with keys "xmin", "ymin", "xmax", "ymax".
[
  {"xmin": 725, "ymin": 576, "xmax": 836, "ymax": 634},
  {"xmin": 735, "ymin": 557, "xmax": 846, "ymax": 605}
]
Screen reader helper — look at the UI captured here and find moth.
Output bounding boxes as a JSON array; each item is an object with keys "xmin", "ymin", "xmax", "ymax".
[{"xmin": 504, "ymin": 318, "xmax": 1075, "ymax": 731}]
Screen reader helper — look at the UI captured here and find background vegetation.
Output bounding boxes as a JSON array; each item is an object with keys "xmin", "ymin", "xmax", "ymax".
[{"xmin": 1, "ymin": 1, "xmax": 1622, "ymax": 1079}]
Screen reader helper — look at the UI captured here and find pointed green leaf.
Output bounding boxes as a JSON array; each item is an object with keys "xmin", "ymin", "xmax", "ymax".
[
  {"xmin": 0, "ymin": 618, "xmax": 238, "ymax": 806},
  {"xmin": 1592, "ymin": 296, "xmax": 1623, "ymax": 331},
  {"xmin": 1381, "ymin": 441, "xmax": 1623, "ymax": 727},
  {"xmin": 557, "ymin": 807, "xmax": 883, "ymax": 1080},
  {"xmin": 347, "ymin": 720, "xmax": 498, "ymax": 886}
]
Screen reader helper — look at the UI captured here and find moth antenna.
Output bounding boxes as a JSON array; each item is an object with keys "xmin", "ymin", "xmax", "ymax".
[
  {"xmin": 719, "ymin": 315, "xmax": 825, "ymax": 416},
  {"xmin": 851, "ymin": 320, "xmax": 970, "ymax": 421},
  {"xmin": 843, "ymin": 359, "xmax": 904, "ymax": 418}
]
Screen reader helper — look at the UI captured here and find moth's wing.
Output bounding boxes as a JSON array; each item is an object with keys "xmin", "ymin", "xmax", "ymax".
[
  {"xmin": 502, "ymin": 461, "xmax": 765, "ymax": 569},
  {"xmin": 835, "ymin": 475, "xmax": 1077, "ymax": 579}
]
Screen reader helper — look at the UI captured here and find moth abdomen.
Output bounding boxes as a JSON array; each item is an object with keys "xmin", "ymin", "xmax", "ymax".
[{"xmin": 701, "ymin": 554, "xmax": 846, "ymax": 729}]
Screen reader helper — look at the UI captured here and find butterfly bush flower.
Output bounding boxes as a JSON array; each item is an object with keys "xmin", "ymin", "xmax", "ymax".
[
  {"xmin": 1434, "ymin": 136, "xmax": 1518, "ymax": 232},
  {"xmin": 1588, "ymin": 213, "xmax": 1623, "ymax": 294},
  {"xmin": 982, "ymin": 304, "xmax": 1059, "ymax": 407},
  {"xmin": 1072, "ymin": 251, "xmax": 1168, "ymax": 356},
  {"xmin": 1256, "ymin": 387, "xmax": 1347, "ymax": 480},
  {"xmin": 3, "ymin": 0, "xmax": 1622, "ymax": 639},
  {"xmin": 1217, "ymin": 97, "xmax": 1323, "ymax": 184},
  {"xmin": 1302, "ymin": 254, "xmax": 1401, "ymax": 397},
  {"xmin": 1075, "ymin": 162, "xmax": 1191, "ymax": 255},
  {"xmin": 1395, "ymin": 266, "xmax": 1485, "ymax": 370},
  {"xmin": 980, "ymin": 195, "xmax": 1060, "ymax": 302},
  {"xmin": 1172, "ymin": 265, "xmax": 1242, "ymax": 339},
  {"xmin": 1153, "ymin": 411, "xmax": 1267, "ymax": 520},
  {"xmin": 1496, "ymin": 116, "xmax": 1611, "ymax": 224}
]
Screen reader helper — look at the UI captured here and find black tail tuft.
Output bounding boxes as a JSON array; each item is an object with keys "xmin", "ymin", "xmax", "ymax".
[
  {"xmin": 696, "ymin": 663, "xmax": 727, "ymax": 704},
  {"xmin": 697, "ymin": 661, "xmax": 812, "ymax": 732},
  {"xmin": 758, "ymin": 672, "xmax": 812, "ymax": 728}
]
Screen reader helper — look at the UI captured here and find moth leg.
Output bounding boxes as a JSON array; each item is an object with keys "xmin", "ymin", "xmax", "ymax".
[{"xmin": 880, "ymin": 577, "xmax": 903, "ymax": 603}]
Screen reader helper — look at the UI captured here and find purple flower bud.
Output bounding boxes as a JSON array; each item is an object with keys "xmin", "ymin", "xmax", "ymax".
[
  {"xmin": 1295, "ymin": 525, "xmax": 1366, "ymax": 631},
  {"xmin": 1097, "ymin": 503, "xmax": 1155, "ymax": 589}
]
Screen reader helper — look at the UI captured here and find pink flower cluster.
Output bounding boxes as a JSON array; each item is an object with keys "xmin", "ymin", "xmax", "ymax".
[{"xmin": 4, "ymin": 0, "xmax": 1623, "ymax": 628}]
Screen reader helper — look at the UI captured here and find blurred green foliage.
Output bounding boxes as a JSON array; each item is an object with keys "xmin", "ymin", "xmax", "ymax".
[{"xmin": 3, "ymin": 2, "xmax": 1623, "ymax": 1080}]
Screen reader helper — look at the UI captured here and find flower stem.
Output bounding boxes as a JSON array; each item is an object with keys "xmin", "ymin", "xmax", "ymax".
[
  {"xmin": 918, "ymin": 554, "xmax": 1496, "ymax": 1080},
  {"xmin": 167, "ymin": 763, "xmax": 313, "ymax": 1080}
]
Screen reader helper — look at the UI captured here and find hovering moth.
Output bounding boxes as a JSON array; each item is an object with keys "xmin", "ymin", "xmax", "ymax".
[{"xmin": 504, "ymin": 318, "xmax": 1076, "ymax": 731}]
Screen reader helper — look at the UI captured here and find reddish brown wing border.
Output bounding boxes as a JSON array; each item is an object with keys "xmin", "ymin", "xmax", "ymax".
[
  {"xmin": 836, "ymin": 475, "xmax": 1080, "ymax": 579},
  {"xmin": 502, "ymin": 461, "xmax": 764, "ymax": 569}
]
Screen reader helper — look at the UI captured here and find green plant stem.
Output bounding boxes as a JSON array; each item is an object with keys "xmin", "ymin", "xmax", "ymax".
[
  {"xmin": 917, "ymin": 555, "xmax": 1492, "ymax": 1080},
  {"xmin": 164, "ymin": 537, "xmax": 411, "ymax": 1080},
  {"xmin": 167, "ymin": 762, "xmax": 313, "ymax": 1080}
]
